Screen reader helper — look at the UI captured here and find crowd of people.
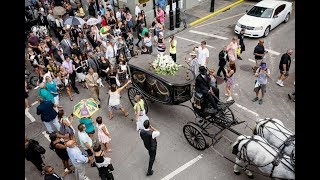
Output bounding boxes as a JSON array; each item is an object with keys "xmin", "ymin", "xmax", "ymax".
[{"xmin": 25, "ymin": 0, "xmax": 294, "ymax": 179}]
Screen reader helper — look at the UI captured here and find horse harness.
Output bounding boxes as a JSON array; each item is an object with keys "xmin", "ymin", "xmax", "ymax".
[{"xmin": 237, "ymin": 136, "xmax": 295, "ymax": 178}]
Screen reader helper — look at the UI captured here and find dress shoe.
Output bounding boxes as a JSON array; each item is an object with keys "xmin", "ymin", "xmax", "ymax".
[{"xmin": 146, "ymin": 170, "xmax": 154, "ymax": 176}]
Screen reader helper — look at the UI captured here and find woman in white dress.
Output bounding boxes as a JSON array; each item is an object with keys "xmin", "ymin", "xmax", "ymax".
[
  {"xmin": 108, "ymin": 80, "xmax": 131, "ymax": 119},
  {"xmin": 134, "ymin": 95, "xmax": 149, "ymax": 131},
  {"xmin": 96, "ymin": 116, "xmax": 112, "ymax": 152}
]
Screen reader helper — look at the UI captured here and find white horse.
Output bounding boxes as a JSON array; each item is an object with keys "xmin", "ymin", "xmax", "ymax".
[
  {"xmin": 232, "ymin": 135, "xmax": 295, "ymax": 180},
  {"xmin": 31, "ymin": 25, "xmax": 48, "ymax": 39},
  {"xmin": 253, "ymin": 118, "xmax": 295, "ymax": 165}
]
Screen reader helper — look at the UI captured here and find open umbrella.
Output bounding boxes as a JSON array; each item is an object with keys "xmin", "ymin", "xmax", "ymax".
[
  {"xmin": 100, "ymin": 26, "xmax": 111, "ymax": 34},
  {"xmin": 53, "ymin": 6, "xmax": 66, "ymax": 16},
  {"xmin": 64, "ymin": 16, "xmax": 86, "ymax": 26},
  {"xmin": 73, "ymin": 98, "xmax": 99, "ymax": 118},
  {"xmin": 86, "ymin": 17, "xmax": 99, "ymax": 26}
]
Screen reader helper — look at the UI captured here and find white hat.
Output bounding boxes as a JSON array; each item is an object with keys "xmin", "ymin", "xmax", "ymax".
[
  {"xmin": 40, "ymin": 8, "xmax": 44, "ymax": 12},
  {"xmin": 190, "ymin": 51, "xmax": 197, "ymax": 56}
]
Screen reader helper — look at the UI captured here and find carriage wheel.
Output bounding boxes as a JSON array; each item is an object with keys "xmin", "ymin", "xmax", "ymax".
[
  {"xmin": 217, "ymin": 105, "xmax": 235, "ymax": 126},
  {"xmin": 183, "ymin": 123, "xmax": 207, "ymax": 150},
  {"xmin": 128, "ymin": 87, "xmax": 149, "ymax": 114}
]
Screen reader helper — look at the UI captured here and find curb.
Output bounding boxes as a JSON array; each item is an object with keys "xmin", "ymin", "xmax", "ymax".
[{"xmin": 189, "ymin": 0, "xmax": 244, "ymax": 27}]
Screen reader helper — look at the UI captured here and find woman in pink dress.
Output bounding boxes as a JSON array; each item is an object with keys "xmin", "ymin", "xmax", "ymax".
[
  {"xmin": 96, "ymin": 116, "xmax": 112, "ymax": 152},
  {"xmin": 226, "ymin": 36, "xmax": 239, "ymax": 63}
]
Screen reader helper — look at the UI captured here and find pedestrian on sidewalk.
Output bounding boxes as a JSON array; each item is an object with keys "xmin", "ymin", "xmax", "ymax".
[
  {"xmin": 25, "ymin": 138, "xmax": 46, "ymax": 175},
  {"xmin": 252, "ymin": 62, "xmax": 271, "ymax": 105},
  {"xmin": 93, "ymin": 143, "xmax": 115, "ymax": 180},
  {"xmin": 156, "ymin": 6, "xmax": 165, "ymax": 26},
  {"xmin": 49, "ymin": 132, "xmax": 73, "ymax": 173},
  {"xmin": 237, "ymin": 29, "xmax": 246, "ymax": 60},
  {"xmin": 253, "ymin": 39, "xmax": 268, "ymax": 72},
  {"xmin": 43, "ymin": 165, "xmax": 69, "ymax": 180},
  {"xmin": 156, "ymin": 32, "xmax": 166, "ymax": 55},
  {"xmin": 226, "ymin": 37, "xmax": 238, "ymax": 64},
  {"xmin": 277, "ymin": 49, "xmax": 293, "ymax": 87},
  {"xmin": 193, "ymin": 41, "xmax": 209, "ymax": 67},
  {"xmin": 66, "ymin": 140, "xmax": 91, "ymax": 180},
  {"xmin": 36, "ymin": 98, "xmax": 61, "ymax": 134},
  {"xmin": 62, "ymin": 56, "xmax": 80, "ymax": 94},
  {"xmin": 108, "ymin": 81, "xmax": 131, "ymax": 119},
  {"xmin": 77, "ymin": 123, "xmax": 96, "ymax": 168},
  {"xmin": 85, "ymin": 68, "xmax": 101, "ymax": 108},
  {"xmin": 169, "ymin": 35, "xmax": 177, "ymax": 62},
  {"xmin": 96, "ymin": 116, "xmax": 112, "ymax": 152},
  {"xmin": 224, "ymin": 61, "xmax": 236, "ymax": 102},
  {"xmin": 139, "ymin": 120, "xmax": 160, "ymax": 176},
  {"xmin": 217, "ymin": 46, "xmax": 228, "ymax": 80}
]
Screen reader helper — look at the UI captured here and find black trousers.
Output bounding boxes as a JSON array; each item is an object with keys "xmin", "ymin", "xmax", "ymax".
[
  {"xmin": 30, "ymin": 158, "xmax": 44, "ymax": 172},
  {"xmin": 217, "ymin": 65, "xmax": 227, "ymax": 78},
  {"xmin": 147, "ymin": 149, "xmax": 157, "ymax": 173},
  {"xmin": 170, "ymin": 53, "xmax": 176, "ymax": 62},
  {"xmin": 205, "ymin": 93, "xmax": 218, "ymax": 109},
  {"xmin": 69, "ymin": 71, "xmax": 79, "ymax": 92},
  {"xmin": 211, "ymin": 86, "xmax": 220, "ymax": 100}
]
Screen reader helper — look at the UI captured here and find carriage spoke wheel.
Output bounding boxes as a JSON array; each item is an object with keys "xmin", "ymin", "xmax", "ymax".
[
  {"xmin": 183, "ymin": 123, "xmax": 207, "ymax": 150},
  {"xmin": 127, "ymin": 87, "xmax": 149, "ymax": 114},
  {"xmin": 214, "ymin": 104, "xmax": 235, "ymax": 126}
]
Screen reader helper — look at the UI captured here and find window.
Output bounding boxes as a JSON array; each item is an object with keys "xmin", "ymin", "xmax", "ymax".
[
  {"xmin": 273, "ymin": 4, "xmax": 286, "ymax": 17},
  {"xmin": 247, "ymin": 6, "xmax": 274, "ymax": 18}
]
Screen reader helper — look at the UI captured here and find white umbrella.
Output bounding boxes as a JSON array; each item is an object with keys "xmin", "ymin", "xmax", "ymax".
[
  {"xmin": 64, "ymin": 16, "xmax": 86, "ymax": 26},
  {"xmin": 86, "ymin": 18, "xmax": 99, "ymax": 26}
]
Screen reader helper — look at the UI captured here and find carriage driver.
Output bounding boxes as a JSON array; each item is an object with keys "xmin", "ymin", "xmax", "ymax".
[{"xmin": 195, "ymin": 66, "xmax": 222, "ymax": 114}]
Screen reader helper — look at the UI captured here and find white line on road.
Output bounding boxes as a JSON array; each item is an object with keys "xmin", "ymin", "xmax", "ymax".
[
  {"xmin": 31, "ymin": 101, "xmax": 39, "ymax": 106},
  {"xmin": 234, "ymin": 103, "xmax": 259, "ymax": 117},
  {"xmin": 222, "ymin": 135, "xmax": 233, "ymax": 144},
  {"xmin": 41, "ymin": 131, "xmax": 51, "ymax": 141},
  {"xmin": 25, "ymin": 108, "xmax": 36, "ymax": 122},
  {"xmin": 189, "ymin": 30, "xmax": 228, "ymax": 40},
  {"xmin": 210, "ymin": 147, "xmax": 224, "ymax": 157},
  {"xmin": 248, "ymin": 58, "xmax": 256, "ymax": 63},
  {"xmin": 175, "ymin": 36, "xmax": 216, "ymax": 49},
  {"xmin": 194, "ymin": 13, "xmax": 245, "ymax": 28},
  {"xmin": 161, "ymin": 154, "xmax": 204, "ymax": 180},
  {"xmin": 265, "ymin": 48, "xmax": 281, "ymax": 56}
]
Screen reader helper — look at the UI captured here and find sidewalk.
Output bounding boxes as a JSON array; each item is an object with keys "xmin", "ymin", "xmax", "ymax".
[{"xmin": 163, "ymin": 0, "xmax": 241, "ymax": 39}]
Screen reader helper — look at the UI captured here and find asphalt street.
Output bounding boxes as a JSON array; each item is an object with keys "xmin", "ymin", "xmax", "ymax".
[{"xmin": 25, "ymin": 1, "xmax": 295, "ymax": 180}]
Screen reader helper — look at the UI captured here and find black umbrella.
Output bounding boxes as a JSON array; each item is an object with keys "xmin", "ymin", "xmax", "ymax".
[{"xmin": 64, "ymin": 16, "xmax": 85, "ymax": 26}]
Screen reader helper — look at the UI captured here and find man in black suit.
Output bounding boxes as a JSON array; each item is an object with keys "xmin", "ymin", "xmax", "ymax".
[
  {"xmin": 139, "ymin": 120, "xmax": 160, "ymax": 176},
  {"xmin": 195, "ymin": 66, "xmax": 221, "ymax": 113},
  {"xmin": 217, "ymin": 46, "xmax": 228, "ymax": 80}
]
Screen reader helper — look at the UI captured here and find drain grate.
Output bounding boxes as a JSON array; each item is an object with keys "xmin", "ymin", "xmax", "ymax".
[{"xmin": 239, "ymin": 64, "xmax": 253, "ymax": 71}]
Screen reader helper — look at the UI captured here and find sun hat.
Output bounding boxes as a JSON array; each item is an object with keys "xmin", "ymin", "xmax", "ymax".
[{"xmin": 190, "ymin": 51, "xmax": 197, "ymax": 56}]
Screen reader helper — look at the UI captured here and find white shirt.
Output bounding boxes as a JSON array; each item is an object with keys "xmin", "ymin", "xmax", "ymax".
[
  {"xmin": 108, "ymin": 91, "xmax": 120, "ymax": 106},
  {"xmin": 139, "ymin": 129, "xmax": 160, "ymax": 139},
  {"xmin": 135, "ymin": 5, "xmax": 141, "ymax": 17},
  {"xmin": 196, "ymin": 47, "xmax": 209, "ymax": 66},
  {"xmin": 116, "ymin": 11, "xmax": 121, "ymax": 19},
  {"xmin": 55, "ymin": 18, "xmax": 64, "ymax": 28},
  {"xmin": 47, "ymin": 14, "xmax": 56, "ymax": 22},
  {"xmin": 78, "ymin": 131, "xmax": 92, "ymax": 150},
  {"xmin": 67, "ymin": 146, "xmax": 88, "ymax": 166},
  {"xmin": 105, "ymin": 45, "xmax": 115, "ymax": 59}
]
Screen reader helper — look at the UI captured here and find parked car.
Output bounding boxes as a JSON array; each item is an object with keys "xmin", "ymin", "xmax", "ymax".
[{"xmin": 234, "ymin": 0, "xmax": 293, "ymax": 38}]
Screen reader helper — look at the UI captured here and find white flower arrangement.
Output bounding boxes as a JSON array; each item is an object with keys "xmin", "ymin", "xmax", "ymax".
[{"xmin": 152, "ymin": 54, "xmax": 182, "ymax": 76}]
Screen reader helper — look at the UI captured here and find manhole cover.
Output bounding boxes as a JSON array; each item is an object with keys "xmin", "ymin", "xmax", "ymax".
[
  {"xmin": 240, "ymin": 64, "xmax": 253, "ymax": 71},
  {"xmin": 25, "ymin": 122, "xmax": 44, "ymax": 138}
]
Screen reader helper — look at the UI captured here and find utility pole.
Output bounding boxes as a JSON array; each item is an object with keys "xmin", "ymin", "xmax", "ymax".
[
  {"xmin": 175, "ymin": 0, "xmax": 180, "ymax": 28},
  {"xmin": 169, "ymin": 0, "xmax": 174, "ymax": 30},
  {"xmin": 210, "ymin": 0, "xmax": 215, "ymax": 12}
]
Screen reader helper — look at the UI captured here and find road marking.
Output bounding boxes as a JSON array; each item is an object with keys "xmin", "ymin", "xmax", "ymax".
[
  {"xmin": 34, "ymin": 86, "xmax": 39, "ymax": 89},
  {"xmin": 31, "ymin": 101, "xmax": 39, "ymax": 106},
  {"xmin": 222, "ymin": 135, "xmax": 233, "ymax": 144},
  {"xmin": 234, "ymin": 103, "xmax": 259, "ymax": 117},
  {"xmin": 41, "ymin": 131, "xmax": 51, "ymax": 141},
  {"xmin": 175, "ymin": 36, "xmax": 216, "ymax": 49},
  {"xmin": 265, "ymin": 49, "xmax": 281, "ymax": 56},
  {"xmin": 248, "ymin": 58, "xmax": 256, "ymax": 63},
  {"xmin": 25, "ymin": 108, "xmax": 36, "ymax": 122},
  {"xmin": 194, "ymin": 13, "xmax": 245, "ymax": 28},
  {"xmin": 189, "ymin": 30, "xmax": 228, "ymax": 40},
  {"xmin": 161, "ymin": 154, "xmax": 203, "ymax": 180}
]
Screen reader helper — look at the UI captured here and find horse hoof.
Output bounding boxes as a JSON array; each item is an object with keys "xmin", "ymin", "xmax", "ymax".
[
  {"xmin": 247, "ymin": 174, "xmax": 254, "ymax": 179},
  {"xmin": 233, "ymin": 171, "xmax": 241, "ymax": 175}
]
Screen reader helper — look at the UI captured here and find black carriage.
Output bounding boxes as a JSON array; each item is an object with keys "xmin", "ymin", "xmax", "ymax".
[{"xmin": 127, "ymin": 54, "xmax": 243, "ymax": 150}]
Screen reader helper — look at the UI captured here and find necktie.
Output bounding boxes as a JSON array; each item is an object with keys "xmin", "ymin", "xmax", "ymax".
[{"xmin": 65, "ymin": 39, "xmax": 71, "ymax": 48}]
